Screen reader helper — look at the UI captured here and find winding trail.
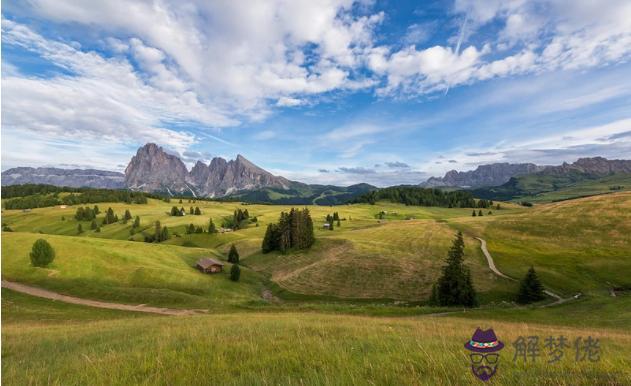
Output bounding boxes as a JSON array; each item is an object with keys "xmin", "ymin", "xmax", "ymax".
[
  {"xmin": 2, "ymin": 280, "xmax": 207, "ymax": 316},
  {"xmin": 475, "ymin": 238, "xmax": 569, "ymax": 307}
]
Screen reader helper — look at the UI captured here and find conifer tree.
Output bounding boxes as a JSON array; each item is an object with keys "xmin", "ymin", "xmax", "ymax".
[
  {"xmin": 429, "ymin": 232, "xmax": 478, "ymax": 307},
  {"xmin": 90, "ymin": 219, "xmax": 97, "ymax": 230},
  {"xmin": 228, "ymin": 244, "xmax": 239, "ymax": 264},
  {"xmin": 230, "ymin": 264, "xmax": 241, "ymax": 282},
  {"xmin": 160, "ymin": 226, "xmax": 169, "ymax": 242},
  {"xmin": 171, "ymin": 206, "xmax": 180, "ymax": 216},
  {"xmin": 133, "ymin": 216, "xmax": 140, "ymax": 228},
  {"xmin": 124, "ymin": 209, "xmax": 132, "ymax": 222},
  {"xmin": 516, "ymin": 267, "xmax": 546, "ymax": 304},
  {"xmin": 472, "ymin": 210, "xmax": 477, "ymax": 217},
  {"xmin": 194, "ymin": 207, "xmax": 201, "ymax": 215},
  {"xmin": 93, "ymin": 205, "xmax": 100, "ymax": 215},
  {"xmin": 208, "ymin": 218, "xmax": 217, "ymax": 233},
  {"xmin": 154, "ymin": 220, "xmax": 161, "ymax": 242},
  {"xmin": 190, "ymin": 207, "xmax": 194, "ymax": 215},
  {"xmin": 77, "ymin": 224, "xmax": 83, "ymax": 234},
  {"xmin": 478, "ymin": 210, "xmax": 483, "ymax": 216}
]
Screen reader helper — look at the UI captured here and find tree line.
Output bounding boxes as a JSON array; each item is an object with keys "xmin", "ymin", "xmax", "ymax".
[
  {"xmin": 262, "ymin": 208, "xmax": 315, "ymax": 253},
  {"xmin": 351, "ymin": 186, "xmax": 478, "ymax": 208},
  {"xmin": 3, "ymin": 186, "xmax": 149, "ymax": 210}
]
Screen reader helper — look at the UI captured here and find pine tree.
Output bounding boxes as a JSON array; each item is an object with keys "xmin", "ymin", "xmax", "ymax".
[
  {"xmin": 228, "ymin": 244, "xmax": 239, "ymax": 264},
  {"xmin": 90, "ymin": 219, "xmax": 97, "ymax": 230},
  {"xmin": 124, "ymin": 209, "xmax": 132, "ymax": 222},
  {"xmin": 262, "ymin": 224, "xmax": 279, "ymax": 253},
  {"xmin": 171, "ymin": 206, "xmax": 180, "ymax": 216},
  {"xmin": 516, "ymin": 267, "xmax": 546, "ymax": 304},
  {"xmin": 133, "ymin": 216, "xmax": 140, "ymax": 228},
  {"xmin": 478, "ymin": 210, "xmax": 483, "ymax": 216},
  {"xmin": 230, "ymin": 264, "xmax": 241, "ymax": 282},
  {"xmin": 77, "ymin": 224, "xmax": 83, "ymax": 234},
  {"xmin": 154, "ymin": 221, "xmax": 161, "ymax": 242},
  {"xmin": 179, "ymin": 199, "xmax": 183, "ymax": 204},
  {"xmin": 431, "ymin": 232, "xmax": 478, "ymax": 307},
  {"xmin": 190, "ymin": 207, "xmax": 194, "ymax": 215},
  {"xmin": 160, "ymin": 226, "xmax": 169, "ymax": 242},
  {"xmin": 472, "ymin": 210, "xmax": 477, "ymax": 217},
  {"xmin": 93, "ymin": 205, "xmax": 100, "ymax": 215},
  {"xmin": 208, "ymin": 218, "xmax": 217, "ymax": 233},
  {"xmin": 337, "ymin": 219, "xmax": 341, "ymax": 227},
  {"xmin": 194, "ymin": 207, "xmax": 201, "ymax": 215}
]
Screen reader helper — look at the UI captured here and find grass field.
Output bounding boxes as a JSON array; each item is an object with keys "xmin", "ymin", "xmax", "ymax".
[
  {"xmin": 2, "ymin": 192, "xmax": 631, "ymax": 385},
  {"xmin": 2, "ymin": 289, "xmax": 630, "ymax": 385}
]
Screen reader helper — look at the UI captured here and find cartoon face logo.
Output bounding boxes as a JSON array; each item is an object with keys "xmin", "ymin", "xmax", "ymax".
[{"xmin": 464, "ymin": 328, "xmax": 504, "ymax": 381}]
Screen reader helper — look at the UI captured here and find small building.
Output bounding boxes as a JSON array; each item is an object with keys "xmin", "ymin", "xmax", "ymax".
[
  {"xmin": 196, "ymin": 258, "xmax": 224, "ymax": 274},
  {"xmin": 60, "ymin": 205, "xmax": 67, "ymax": 209},
  {"xmin": 323, "ymin": 223, "xmax": 330, "ymax": 229}
]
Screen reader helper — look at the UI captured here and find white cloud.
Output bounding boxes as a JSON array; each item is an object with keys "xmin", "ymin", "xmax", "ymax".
[{"xmin": 253, "ymin": 130, "xmax": 277, "ymax": 141}]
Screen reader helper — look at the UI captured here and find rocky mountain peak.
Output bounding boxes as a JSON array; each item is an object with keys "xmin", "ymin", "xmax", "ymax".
[{"xmin": 421, "ymin": 162, "xmax": 543, "ymax": 188}]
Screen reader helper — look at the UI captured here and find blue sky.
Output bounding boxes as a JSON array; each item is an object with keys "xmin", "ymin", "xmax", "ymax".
[{"xmin": 2, "ymin": 0, "xmax": 631, "ymax": 186}]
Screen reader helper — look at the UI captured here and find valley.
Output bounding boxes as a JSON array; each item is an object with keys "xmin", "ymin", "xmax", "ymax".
[{"xmin": 2, "ymin": 189, "xmax": 630, "ymax": 384}]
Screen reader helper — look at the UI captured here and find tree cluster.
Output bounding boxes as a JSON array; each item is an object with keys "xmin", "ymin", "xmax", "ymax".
[
  {"xmin": 145, "ymin": 220, "xmax": 169, "ymax": 243},
  {"xmin": 74, "ymin": 206, "xmax": 97, "ymax": 221},
  {"xmin": 3, "ymin": 187, "xmax": 148, "ymax": 210},
  {"xmin": 429, "ymin": 232, "xmax": 478, "ymax": 307},
  {"xmin": 185, "ymin": 223, "xmax": 204, "ymax": 234},
  {"xmin": 223, "ymin": 208, "xmax": 250, "ymax": 230},
  {"xmin": 262, "ymin": 208, "xmax": 315, "ymax": 253},
  {"xmin": 102, "ymin": 207, "xmax": 119, "ymax": 225},
  {"xmin": 325, "ymin": 212, "xmax": 341, "ymax": 229},
  {"xmin": 170, "ymin": 206, "xmax": 185, "ymax": 216},
  {"xmin": 352, "ymin": 186, "xmax": 477, "ymax": 208}
]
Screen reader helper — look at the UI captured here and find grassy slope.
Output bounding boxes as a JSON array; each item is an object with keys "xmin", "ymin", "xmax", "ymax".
[
  {"xmin": 515, "ymin": 173, "xmax": 631, "ymax": 202},
  {"xmin": 1, "ymin": 232, "xmax": 263, "ymax": 309},
  {"xmin": 451, "ymin": 192, "xmax": 631, "ymax": 296},
  {"xmin": 2, "ymin": 200, "xmax": 522, "ymax": 303},
  {"xmin": 2, "ymin": 290, "xmax": 630, "ymax": 385}
]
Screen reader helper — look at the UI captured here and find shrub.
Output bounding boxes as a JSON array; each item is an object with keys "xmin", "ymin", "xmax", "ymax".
[{"xmin": 30, "ymin": 239, "xmax": 55, "ymax": 267}]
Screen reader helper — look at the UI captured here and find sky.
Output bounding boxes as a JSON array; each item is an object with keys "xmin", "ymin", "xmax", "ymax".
[{"xmin": 2, "ymin": 0, "xmax": 631, "ymax": 186}]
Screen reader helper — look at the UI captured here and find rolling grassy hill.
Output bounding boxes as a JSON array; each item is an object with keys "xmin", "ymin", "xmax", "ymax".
[
  {"xmin": 3, "ymin": 191, "xmax": 631, "ymax": 385},
  {"xmin": 452, "ymin": 192, "xmax": 631, "ymax": 296}
]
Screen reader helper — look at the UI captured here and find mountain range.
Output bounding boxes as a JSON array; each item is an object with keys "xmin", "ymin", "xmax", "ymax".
[
  {"xmin": 420, "ymin": 162, "xmax": 545, "ymax": 188},
  {"xmin": 2, "ymin": 143, "xmax": 630, "ymax": 203}
]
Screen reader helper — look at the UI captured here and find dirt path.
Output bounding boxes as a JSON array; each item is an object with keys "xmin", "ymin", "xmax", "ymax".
[
  {"xmin": 475, "ymin": 238, "xmax": 570, "ymax": 306},
  {"xmin": 2, "ymin": 280, "xmax": 207, "ymax": 316}
]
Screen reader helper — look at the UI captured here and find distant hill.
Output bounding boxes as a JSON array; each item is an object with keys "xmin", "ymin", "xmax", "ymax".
[
  {"xmin": 420, "ymin": 163, "xmax": 544, "ymax": 188},
  {"xmin": 471, "ymin": 157, "xmax": 631, "ymax": 201},
  {"xmin": 1, "ymin": 167, "xmax": 125, "ymax": 189},
  {"xmin": 218, "ymin": 183, "xmax": 377, "ymax": 205}
]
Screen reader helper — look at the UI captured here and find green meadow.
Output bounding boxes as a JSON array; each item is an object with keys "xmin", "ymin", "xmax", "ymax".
[{"xmin": 2, "ymin": 192, "xmax": 630, "ymax": 384}]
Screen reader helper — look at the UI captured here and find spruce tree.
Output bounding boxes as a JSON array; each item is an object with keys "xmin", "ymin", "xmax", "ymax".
[
  {"xmin": 478, "ymin": 210, "xmax": 483, "ymax": 216},
  {"xmin": 228, "ymin": 244, "xmax": 239, "ymax": 264},
  {"xmin": 194, "ymin": 207, "xmax": 201, "ymax": 215},
  {"xmin": 133, "ymin": 216, "xmax": 140, "ymax": 228},
  {"xmin": 190, "ymin": 207, "xmax": 194, "ymax": 215},
  {"xmin": 230, "ymin": 264, "xmax": 241, "ymax": 282},
  {"xmin": 208, "ymin": 218, "xmax": 217, "ymax": 233},
  {"xmin": 124, "ymin": 209, "xmax": 132, "ymax": 222},
  {"xmin": 516, "ymin": 267, "xmax": 546, "ymax": 304},
  {"xmin": 30, "ymin": 239, "xmax": 55, "ymax": 267},
  {"xmin": 431, "ymin": 232, "xmax": 478, "ymax": 307},
  {"xmin": 171, "ymin": 206, "xmax": 179, "ymax": 216},
  {"xmin": 472, "ymin": 210, "xmax": 477, "ymax": 217},
  {"xmin": 154, "ymin": 221, "xmax": 161, "ymax": 242},
  {"xmin": 160, "ymin": 226, "xmax": 169, "ymax": 242}
]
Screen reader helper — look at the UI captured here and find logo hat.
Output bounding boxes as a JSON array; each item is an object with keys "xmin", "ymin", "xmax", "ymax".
[{"xmin": 464, "ymin": 328, "xmax": 504, "ymax": 353}]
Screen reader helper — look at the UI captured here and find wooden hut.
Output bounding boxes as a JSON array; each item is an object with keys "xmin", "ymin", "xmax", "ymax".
[{"xmin": 196, "ymin": 258, "xmax": 224, "ymax": 274}]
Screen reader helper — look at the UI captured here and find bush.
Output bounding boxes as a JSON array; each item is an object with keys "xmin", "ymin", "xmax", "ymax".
[
  {"xmin": 230, "ymin": 264, "xmax": 241, "ymax": 282},
  {"xmin": 30, "ymin": 239, "xmax": 55, "ymax": 267}
]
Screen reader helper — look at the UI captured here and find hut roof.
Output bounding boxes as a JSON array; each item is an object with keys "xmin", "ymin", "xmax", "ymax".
[{"xmin": 196, "ymin": 258, "xmax": 225, "ymax": 269}]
